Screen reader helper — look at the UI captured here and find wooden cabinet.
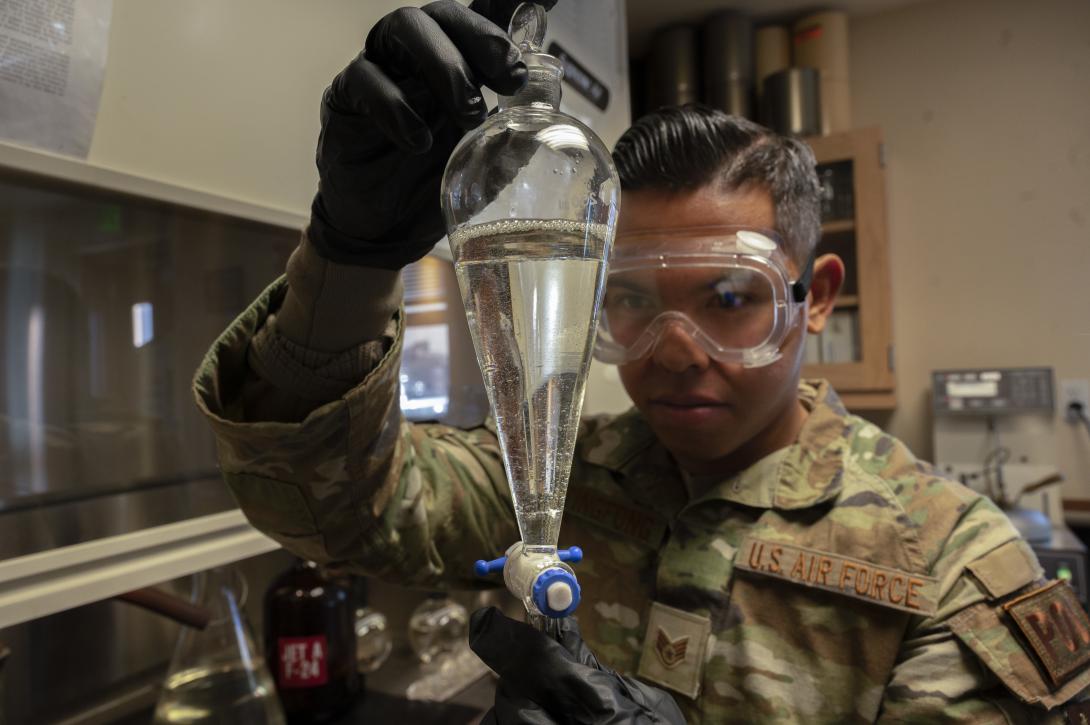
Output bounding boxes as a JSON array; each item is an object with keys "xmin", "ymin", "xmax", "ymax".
[{"xmin": 802, "ymin": 127, "xmax": 896, "ymax": 409}]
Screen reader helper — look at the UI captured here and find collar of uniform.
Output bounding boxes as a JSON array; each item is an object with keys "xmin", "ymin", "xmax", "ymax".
[
  {"xmin": 580, "ymin": 380, "xmax": 851, "ymax": 511},
  {"xmin": 692, "ymin": 379, "xmax": 851, "ymax": 510}
]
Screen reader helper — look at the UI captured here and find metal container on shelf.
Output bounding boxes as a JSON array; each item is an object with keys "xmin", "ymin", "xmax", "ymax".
[
  {"xmin": 755, "ymin": 25, "xmax": 790, "ymax": 104},
  {"xmin": 792, "ymin": 10, "xmax": 852, "ymax": 134},
  {"xmin": 646, "ymin": 25, "xmax": 699, "ymax": 109},
  {"xmin": 702, "ymin": 12, "xmax": 753, "ymax": 118},
  {"xmin": 761, "ymin": 67, "xmax": 822, "ymax": 137}
]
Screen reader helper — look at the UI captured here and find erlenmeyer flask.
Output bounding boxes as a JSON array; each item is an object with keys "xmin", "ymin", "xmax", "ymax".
[{"xmin": 153, "ymin": 567, "xmax": 285, "ymax": 725}]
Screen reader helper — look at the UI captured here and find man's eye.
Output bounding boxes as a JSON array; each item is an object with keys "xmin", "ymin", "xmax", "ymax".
[
  {"xmin": 710, "ymin": 289, "xmax": 749, "ymax": 309},
  {"xmin": 608, "ymin": 292, "xmax": 653, "ymax": 311},
  {"xmin": 620, "ymin": 294, "xmax": 652, "ymax": 309}
]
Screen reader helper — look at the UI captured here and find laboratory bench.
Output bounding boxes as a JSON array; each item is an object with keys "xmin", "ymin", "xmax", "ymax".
[
  {"xmin": 332, "ymin": 650, "xmax": 495, "ymax": 725},
  {"xmin": 114, "ymin": 646, "xmax": 497, "ymax": 725}
]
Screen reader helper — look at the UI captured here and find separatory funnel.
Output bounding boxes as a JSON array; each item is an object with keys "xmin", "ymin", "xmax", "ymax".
[{"xmin": 440, "ymin": 2, "xmax": 620, "ymax": 631}]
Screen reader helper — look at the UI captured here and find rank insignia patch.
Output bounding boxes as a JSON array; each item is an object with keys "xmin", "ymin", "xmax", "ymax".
[
  {"xmin": 637, "ymin": 602, "xmax": 710, "ymax": 699},
  {"xmin": 654, "ymin": 628, "xmax": 689, "ymax": 670},
  {"xmin": 1003, "ymin": 580, "xmax": 1090, "ymax": 687}
]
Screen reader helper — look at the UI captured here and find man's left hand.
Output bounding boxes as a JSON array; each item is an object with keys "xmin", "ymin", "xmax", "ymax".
[{"xmin": 469, "ymin": 607, "xmax": 686, "ymax": 724}]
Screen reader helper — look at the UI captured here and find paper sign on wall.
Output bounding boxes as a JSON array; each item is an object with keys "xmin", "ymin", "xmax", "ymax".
[{"xmin": 0, "ymin": 0, "xmax": 113, "ymax": 158}]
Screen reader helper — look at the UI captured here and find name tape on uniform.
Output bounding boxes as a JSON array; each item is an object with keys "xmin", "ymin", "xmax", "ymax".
[
  {"xmin": 736, "ymin": 536, "xmax": 939, "ymax": 616},
  {"xmin": 566, "ymin": 486, "xmax": 666, "ymax": 548},
  {"xmin": 1003, "ymin": 579, "xmax": 1090, "ymax": 687}
]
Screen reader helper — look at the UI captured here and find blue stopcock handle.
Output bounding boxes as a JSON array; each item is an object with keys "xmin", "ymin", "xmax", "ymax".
[
  {"xmin": 473, "ymin": 546, "xmax": 584, "ymax": 618},
  {"xmin": 559, "ymin": 546, "xmax": 584, "ymax": 564},
  {"xmin": 474, "ymin": 555, "xmax": 507, "ymax": 577},
  {"xmin": 473, "ymin": 546, "xmax": 583, "ymax": 578}
]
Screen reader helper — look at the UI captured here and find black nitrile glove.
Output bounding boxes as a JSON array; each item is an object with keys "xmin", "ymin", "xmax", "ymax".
[
  {"xmin": 469, "ymin": 607, "xmax": 687, "ymax": 725},
  {"xmin": 310, "ymin": 0, "xmax": 557, "ymax": 269}
]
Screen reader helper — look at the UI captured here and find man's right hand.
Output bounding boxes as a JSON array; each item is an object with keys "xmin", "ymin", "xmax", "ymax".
[{"xmin": 309, "ymin": 0, "xmax": 557, "ymax": 270}]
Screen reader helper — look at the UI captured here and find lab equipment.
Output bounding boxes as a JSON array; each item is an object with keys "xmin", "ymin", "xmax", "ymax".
[
  {"xmin": 702, "ymin": 12, "xmax": 753, "ymax": 119},
  {"xmin": 153, "ymin": 567, "xmax": 285, "ymax": 725},
  {"xmin": 408, "ymin": 594, "xmax": 469, "ymax": 665},
  {"xmin": 761, "ymin": 67, "xmax": 822, "ymax": 137},
  {"xmin": 594, "ymin": 228, "xmax": 813, "ymax": 368},
  {"xmin": 931, "ymin": 367, "xmax": 1088, "ymax": 605},
  {"xmin": 354, "ymin": 607, "xmax": 391, "ymax": 675},
  {"xmin": 263, "ymin": 560, "xmax": 359, "ymax": 723},
  {"xmin": 441, "ymin": 2, "xmax": 620, "ymax": 630}
]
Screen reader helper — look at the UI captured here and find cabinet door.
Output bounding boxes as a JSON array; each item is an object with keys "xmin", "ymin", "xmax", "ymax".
[{"xmin": 802, "ymin": 128, "xmax": 896, "ymax": 407}]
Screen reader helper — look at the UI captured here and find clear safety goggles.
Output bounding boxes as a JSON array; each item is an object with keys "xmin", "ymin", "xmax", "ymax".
[{"xmin": 593, "ymin": 227, "xmax": 814, "ymax": 368}]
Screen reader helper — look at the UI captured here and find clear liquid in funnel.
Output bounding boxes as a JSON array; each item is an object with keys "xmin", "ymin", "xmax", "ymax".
[{"xmin": 452, "ymin": 219, "xmax": 608, "ymax": 548}]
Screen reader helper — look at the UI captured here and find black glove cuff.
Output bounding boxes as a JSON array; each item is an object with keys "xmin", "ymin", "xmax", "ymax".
[{"xmin": 308, "ymin": 194, "xmax": 438, "ymax": 270}]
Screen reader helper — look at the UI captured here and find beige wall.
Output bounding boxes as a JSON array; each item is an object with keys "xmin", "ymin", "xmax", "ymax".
[
  {"xmin": 85, "ymin": 1, "xmax": 630, "ymax": 220},
  {"xmin": 83, "ymin": 0, "xmax": 635, "ymax": 420},
  {"xmin": 850, "ymin": 0, "xmax": 1090, "ymax": 498},
  {"xmin": 89, "ymin": 1, "xmax": 395, "ymax": 216}
]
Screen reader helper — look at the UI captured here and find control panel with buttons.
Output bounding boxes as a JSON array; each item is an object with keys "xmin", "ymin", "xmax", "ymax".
[{"xmin": 932, "ymin": 367, "xmax": 1054, "ymax": 416}]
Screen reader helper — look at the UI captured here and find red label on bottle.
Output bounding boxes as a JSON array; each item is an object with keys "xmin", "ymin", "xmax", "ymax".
[{"xmin": 277, "ymin": 635, "xmax": 329, "ymax": 688}]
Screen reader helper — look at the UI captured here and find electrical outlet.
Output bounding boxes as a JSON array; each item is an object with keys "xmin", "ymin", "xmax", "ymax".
[{"xmin": 1061, "ymin": 379, "xmax": 1089, "ymax": 423}]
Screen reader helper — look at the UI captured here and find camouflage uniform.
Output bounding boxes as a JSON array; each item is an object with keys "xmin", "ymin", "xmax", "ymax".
[{"xmin": 196, "ymin": 272, "xmax": 1090, "ymax": 724}]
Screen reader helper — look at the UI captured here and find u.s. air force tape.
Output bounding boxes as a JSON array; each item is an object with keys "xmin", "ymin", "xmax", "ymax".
[{"xmin": 735, "ymin": 536, "xmax": 939, "ymax": 616}]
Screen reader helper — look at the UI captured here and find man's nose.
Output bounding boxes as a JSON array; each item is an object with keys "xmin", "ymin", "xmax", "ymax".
[{"xmin": 650, "ymin": 321, "xmax": 712, "ymax": 373}]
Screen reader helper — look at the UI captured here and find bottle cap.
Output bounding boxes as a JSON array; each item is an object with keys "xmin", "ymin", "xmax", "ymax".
[{"xmin": 532, "ymin": 568, "xmax": 581, "ymax": 618}]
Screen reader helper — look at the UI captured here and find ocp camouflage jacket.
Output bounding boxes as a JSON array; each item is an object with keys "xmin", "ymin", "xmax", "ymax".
[{"xmin": 195, "ymin": 277, "xmax": 1090, "ymax": 723}]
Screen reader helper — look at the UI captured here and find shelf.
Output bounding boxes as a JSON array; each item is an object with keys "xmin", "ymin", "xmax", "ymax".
[
  {"xmin": 0, "ymin": 510, "xmax": 279, "ymax": 629},
  {"xmin": 836, "ymin": 295, "xmax": 860, "ymax": 307},
  {"xmin": 821, "ymin": 220, "xmax": 855, "ymax": 234}
]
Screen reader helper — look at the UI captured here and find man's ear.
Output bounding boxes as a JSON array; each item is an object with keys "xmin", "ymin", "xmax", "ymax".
[{"xmin": 806, "ymin": 254, "xmax": 845, "ymax": 334}]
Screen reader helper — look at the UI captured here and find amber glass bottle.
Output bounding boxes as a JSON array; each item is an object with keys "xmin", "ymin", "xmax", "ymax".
[{"xmin": 264, "ymin": 560, "xmax": 358, "ymax": 723}]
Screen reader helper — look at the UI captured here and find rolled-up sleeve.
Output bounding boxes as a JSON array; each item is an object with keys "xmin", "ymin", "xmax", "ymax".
[{"xmin": 193, "ymin": 274, "xmax": 518, "ymax": 588}]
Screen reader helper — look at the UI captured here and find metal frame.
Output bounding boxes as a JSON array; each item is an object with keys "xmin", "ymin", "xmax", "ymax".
[
  {"xmin": 0, "ymin": 141, "xmax": 461, "ymax": 628},
  {"xmin": 0, "ymin": 139, "xmax": 454, "ymax": 260},
  {"xmin": 0, "ymin": 511, "xmax": 278, "ymax": 629}
]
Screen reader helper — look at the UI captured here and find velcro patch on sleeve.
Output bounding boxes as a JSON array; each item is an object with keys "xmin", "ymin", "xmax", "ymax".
[
  {"xmin": 967, "ymin": 538, "xmax": 1043, "ymax": 600},
  {"xmin": 735, "ymin": 536, "xmax": 938, "ymax": 616},
  {"xmin": 1003, "ymin": 580, "xmax": 1090, "ymax": 687}
]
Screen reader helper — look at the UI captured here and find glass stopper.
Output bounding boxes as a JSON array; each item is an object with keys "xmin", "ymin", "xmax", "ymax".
[{"xmin": 508, "ymin": 2, "xmax": 547, "ymax": 53}]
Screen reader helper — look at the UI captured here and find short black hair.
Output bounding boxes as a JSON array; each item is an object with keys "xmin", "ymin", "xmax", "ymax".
[{"xmin": 612, "ymin": 104, "xmax": 821, "ymax": 265}]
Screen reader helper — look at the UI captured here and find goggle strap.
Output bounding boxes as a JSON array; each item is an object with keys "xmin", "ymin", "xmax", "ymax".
[{"xmin": 791, "ymin": 251, "xmax": 816, "ymax": 303}]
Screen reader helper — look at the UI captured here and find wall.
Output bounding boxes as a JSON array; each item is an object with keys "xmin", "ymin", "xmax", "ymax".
[
  {"xmin": 84, "ymin": 1, "xmax": 630, "ymax": 219},
  {"xmin": 850, "ymin": 0, "xmax": 1090, "ymax": 499},
  {"xmin": 84, "ymin": 0, "xmax": 633, "ymax": 417}
]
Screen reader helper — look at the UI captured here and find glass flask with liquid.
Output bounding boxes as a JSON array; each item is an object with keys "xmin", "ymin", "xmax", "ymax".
[
  {"xmin": 440, "ymin": 2, "xmax": 620, "ymax": 627},
  {"xmin": 153, "ymin": 567, "xmax": 285, "ymax": 725}
]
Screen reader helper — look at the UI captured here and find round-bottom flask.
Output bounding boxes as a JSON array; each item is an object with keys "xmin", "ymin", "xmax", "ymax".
[{"xmin": 408, "ymin": 594, "xmax": 469, "ymax": 665}]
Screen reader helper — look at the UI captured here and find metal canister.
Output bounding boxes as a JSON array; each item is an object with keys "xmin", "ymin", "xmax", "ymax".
[
  {"xmin": 702, "ymin": 12, "xmax": 753, "ymax": 118},
  {"xmin": 755, "ymin": 25, "xmax": 790, "ymax": 103},
  {"xmin": 646, "ymin": 25, "xmax": 699, "ymax": 109},
  {"xmin": 761, "ymin": 67, "xmax": 822, "ymax": 137},
  {"xmin": 792, "ymin": 11, "xmax": 852, "ymax": 133}
]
